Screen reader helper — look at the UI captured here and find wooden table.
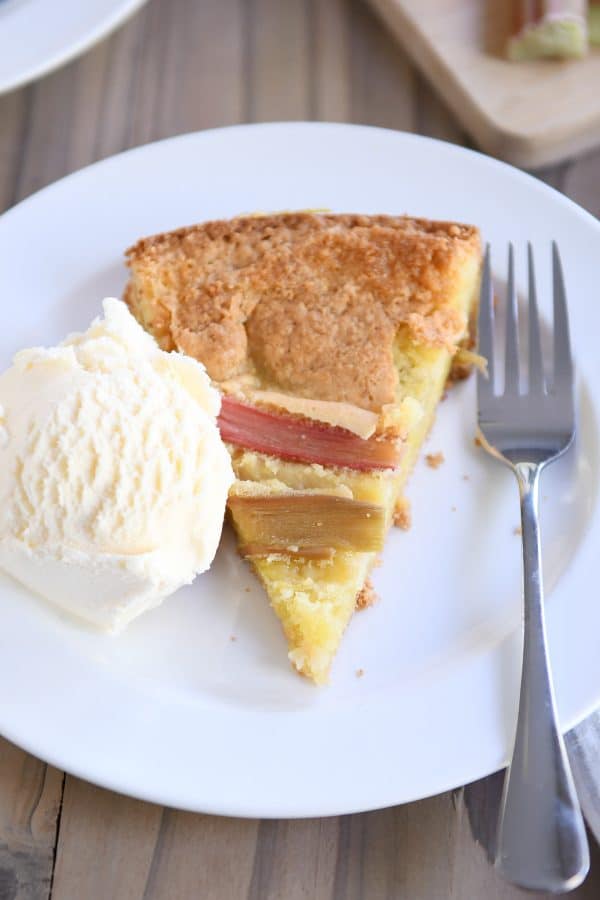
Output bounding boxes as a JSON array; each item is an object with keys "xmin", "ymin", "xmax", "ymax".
[{"xmin": 0, "ymin": 2, "xmax": 599, "ymax": 897}]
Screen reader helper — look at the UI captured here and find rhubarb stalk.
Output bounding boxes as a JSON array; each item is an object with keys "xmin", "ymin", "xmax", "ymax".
[
  {"xmin": 228, "ymin": 493, "xmax": 386, "ymax": 554},
  {"xmin": 508, "ymin": 1, "xmax": 588, "ymax": 60},
  {"xmin": 590, "ymin": 0, "xmax": 600, "ymax": 44},
  {"xmin": 218, "ymin": 395, "xmax": 400, "ymax": 471}
]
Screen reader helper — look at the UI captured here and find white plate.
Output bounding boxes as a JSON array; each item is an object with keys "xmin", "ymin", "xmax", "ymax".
[
  {"xmin": 0, "ymin": 123, "xmax": 599, "ymax": 818},
  {"xmin": 0, "ymin": 0, "xmax": 148, "ymax": 95}
]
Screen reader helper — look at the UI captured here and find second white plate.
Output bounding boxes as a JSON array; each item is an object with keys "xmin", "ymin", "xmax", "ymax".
[{"xmin": 0, "ymin": 0, "xmax": 148, "ymax": 94}]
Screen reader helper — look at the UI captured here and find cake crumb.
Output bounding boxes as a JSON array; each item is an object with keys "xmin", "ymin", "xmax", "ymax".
[
  {"xmin": 356, "ymin": 668, "xmax": 365, "ymax": 678},
  {"xmin": 230, "ymin": 635, "xmax": 237, "ymax": 642},
  {"xmin": 474, "ymin": 436, "xmax": 482, "ymax": 447},
  {"xmin": 244, "ymin": 586, "xmax": 251, "ymax": 593},
  {"xmin": 462, "ymin": 474, "xmax": 470, "ymax": 481},
  {"xmin": 356, "ymin": 579, "xmax": 378, "ymax": 610},
  {"xmin": 426, "ymin": 452, "xmax": 445, "ymax": 469},
  {"xmin": 393, "ymin": 497, "xmax": 411, "ymax": 530},
  {"xmin": 451, "ymin": 505, "xmax": 457, "ymax": 512},
  {"xmin": 513, "ymin": 526, "xmax": 522, "ymax": 536}
]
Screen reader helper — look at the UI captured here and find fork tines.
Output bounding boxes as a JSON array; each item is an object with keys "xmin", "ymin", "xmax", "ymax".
[{"xmin": 477, "ymin": 243, "xmax": 574, "ymax": 404}]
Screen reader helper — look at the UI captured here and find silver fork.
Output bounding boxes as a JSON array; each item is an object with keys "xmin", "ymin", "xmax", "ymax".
[{"xmin": 477, "ymin": 244, "xmax": 589, "ymax": 893}]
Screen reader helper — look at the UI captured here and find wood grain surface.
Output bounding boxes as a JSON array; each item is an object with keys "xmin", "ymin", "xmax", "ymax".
[{"xmin": 0, "ymin": 1, "xmax": 599, "ymax": 898}]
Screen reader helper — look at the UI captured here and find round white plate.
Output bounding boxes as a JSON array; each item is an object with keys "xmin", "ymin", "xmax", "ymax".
[
  {"xmin": 0, "ymin": 123, "xmax": 599, "ymax": 818},
  {"xmin": 0, "ymin": 0, "xmax": 148, "ymax": 95}
]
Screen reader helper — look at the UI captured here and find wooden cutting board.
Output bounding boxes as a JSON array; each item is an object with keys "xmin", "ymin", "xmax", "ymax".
[{"xmin": 367, "ymin": 0, "xmax": 600, "ymax": 168}]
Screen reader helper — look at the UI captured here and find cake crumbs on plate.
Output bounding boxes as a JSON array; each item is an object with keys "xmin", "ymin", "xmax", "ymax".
[
  {"xmin": 356, "ymin": 579, "xmax": 378, "ymax": 610},
  {"xmin": 513, "ymin": 526, "xmax": 522, "ymax": 536},
  {"xmin": 356, "ymin": 668, "xmax": 365, "ymax": 678},
  {"xmin": 462, "ymin": 474, "xmax": 470, "ymax": 481},
  {"xmin": 474, "ymin": 436, "xmax": 482, "ymax": 447},
  {"xmin": 393, "ymin": 496, "xmax": 411, "ymax": 530},
  {"xmin": 425, "ymin": 451, "xmax": 445, "ymax": 469},
  {"xmin": 230, "ymin": 635, "xmax": 237, "ymax": 642}
]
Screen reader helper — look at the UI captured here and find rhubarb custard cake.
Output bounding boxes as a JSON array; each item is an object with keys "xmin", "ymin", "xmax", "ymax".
[{"xmin": 124, "ymin": 213, "xmax": 482, "ymax": 684}]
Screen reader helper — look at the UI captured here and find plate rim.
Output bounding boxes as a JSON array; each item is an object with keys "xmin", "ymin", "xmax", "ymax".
[{"xmin": 3, "ymin": 120, "xmax": 600, "ymax": 230}]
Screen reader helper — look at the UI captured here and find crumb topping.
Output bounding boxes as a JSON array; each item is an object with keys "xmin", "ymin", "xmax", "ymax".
[{"xmin": 126, "ymin": 212, "xmax": 480, "ymax": 412}]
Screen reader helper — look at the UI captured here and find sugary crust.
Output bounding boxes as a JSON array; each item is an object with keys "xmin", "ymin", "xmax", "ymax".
[{"xmin": 125, "ymin": 212, "xmax": 480, "ymax": 412}]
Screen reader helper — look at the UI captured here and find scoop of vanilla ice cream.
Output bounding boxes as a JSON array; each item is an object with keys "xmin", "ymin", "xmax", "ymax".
[{"xmin": 0, "ymin": 298, "xmax": 234, "ymax": 631}]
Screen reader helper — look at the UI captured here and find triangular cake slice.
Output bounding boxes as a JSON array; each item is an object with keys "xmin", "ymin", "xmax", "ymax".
[{"xmin": 124, "ymin": 213, "xmax": 481, "ymax": 684}]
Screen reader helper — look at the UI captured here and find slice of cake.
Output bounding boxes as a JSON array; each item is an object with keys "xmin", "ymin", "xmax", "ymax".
[{"xmin": 125, "ymin": 213, "xmax": 482, "ymax": 684}]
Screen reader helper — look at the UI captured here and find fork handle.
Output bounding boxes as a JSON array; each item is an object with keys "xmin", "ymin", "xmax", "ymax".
[{"xmin": 495, "ymin": 461, "xmax": 589, "ymax": 892}]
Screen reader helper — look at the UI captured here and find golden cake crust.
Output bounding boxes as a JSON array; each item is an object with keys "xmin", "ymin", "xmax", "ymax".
[{"xmin": 125, "ymin": 212, "xmax": 480, "ymax": 412}]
